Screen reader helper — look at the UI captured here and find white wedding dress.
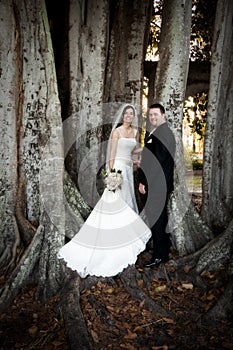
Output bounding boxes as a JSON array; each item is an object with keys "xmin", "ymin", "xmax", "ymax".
[{"xmin": 58, "ymin": 135, "xmax": 151, "ymax": 278}]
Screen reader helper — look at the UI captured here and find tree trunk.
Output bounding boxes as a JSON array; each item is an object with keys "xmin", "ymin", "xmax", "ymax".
[
  {"xmin": 0, "ymin": 0, "xmax": 65, "ymax": 307},
  {"xmin": 198, "ymin": 0, "xmax": 233, "ymax": 319},
  {"xmin": 152, "ymin": 0, "xmax": 213, "ymax": 255},
  {"xmin": 65, "ymin": 0, "xmax": 109, "ymax": 208},
  {"xmin": 104, "ymin": 0, "xmax": 153, "ymax": 108},
  {"xmin": 201, "ymin": 0, "xmax": 233, "ymax": 233},
  {"xmin": 144, "ymin": 60, "xmax": 211, "ymax": 105},
  {"xmin": 0, "ymin": 0, "xmax": 24, "ymax": 270}
]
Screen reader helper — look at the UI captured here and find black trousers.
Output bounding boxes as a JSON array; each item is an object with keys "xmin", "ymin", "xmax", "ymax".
[{"xmin": 148, "ymin": 197, "xmax": 171, "ymax": 262}]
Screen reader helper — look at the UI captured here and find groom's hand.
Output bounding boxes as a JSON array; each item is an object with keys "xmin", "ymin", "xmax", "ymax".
[{"xmin": 139, "ymin": 183, "xmax": 146, "ymax": 194}]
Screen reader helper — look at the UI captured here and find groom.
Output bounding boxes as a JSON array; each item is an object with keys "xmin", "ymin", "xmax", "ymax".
[{"xmin": 138, "ymin": 103, "xmax": 176, "ymax": 267}]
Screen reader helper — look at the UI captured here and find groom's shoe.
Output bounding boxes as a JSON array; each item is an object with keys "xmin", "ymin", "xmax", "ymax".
[{"xmin": 144, "ymin": 258, "xmax": 162, "ymax": 268}]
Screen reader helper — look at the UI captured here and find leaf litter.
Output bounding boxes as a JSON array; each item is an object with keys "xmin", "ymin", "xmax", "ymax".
[{"xmin": 0, "ymin": 259, "xmax": 233, "ymax": 349}]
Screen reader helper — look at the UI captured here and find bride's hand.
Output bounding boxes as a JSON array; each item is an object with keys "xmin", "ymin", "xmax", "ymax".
[{"xmin": 133, "ymin": 160, "xmax": 141, "ymax": 168}]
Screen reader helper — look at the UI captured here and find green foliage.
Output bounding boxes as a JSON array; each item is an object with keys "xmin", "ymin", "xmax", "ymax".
[
  {"xmin": 147, "ymin": 0, "xmax": 217, "ymax": 62},
  {"xmin": 192, "ymin": 157, "xmax": 203, "ymax": 170},
  {"xmin": 183, "ymin": 92, "xmax": 208, "ymax": 139},
  {"xmin": 191, "ymin": 0, "xmax": 217, "ymax": 61},
  {"xmin": 189, "ymin": 152, "xmax": 203, "ymax": 170},
  {"xmin": 147, "ymin": 1, "xmax": 163, "ymax": 59}
]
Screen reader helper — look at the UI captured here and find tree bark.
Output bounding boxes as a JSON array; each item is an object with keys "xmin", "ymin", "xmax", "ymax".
[
  {"xmin": 0, "ymin": 0, "xmax": 24, "ymax": 270},
  {"xmin": 59, "ymin": 274, "xmax": 93, "ymax": 350},
  {"xmin": 152, "ymin": 0, "xmax": 213, "ymax": 255},
  {"xmin": 104, "ymin": 0, "xmax": 153, "ymax": 108},
  {"xmin": 201, "ymin": 0, "xmax": 233, "ymax": 232},
  {"xmin": 0, "ymin": 0, "xmax": 65, "ymax": 306},
  {"xmin": 65, "ymin": 0, "xmax": 109, "ymax": 208},
  {"xmin": 144, "ymin": 60, "xmax": 211, "ymax": 104}
]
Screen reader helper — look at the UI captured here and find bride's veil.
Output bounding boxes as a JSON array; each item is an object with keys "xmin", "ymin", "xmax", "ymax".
[{"xmin": 105, "ymin": 103, "xmax": 138, "ymax": 171}]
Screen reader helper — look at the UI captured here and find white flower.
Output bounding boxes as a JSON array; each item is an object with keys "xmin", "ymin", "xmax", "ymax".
[{"xmin": 102, "ymin": 169, "xmax": 122, "ymax": 192}]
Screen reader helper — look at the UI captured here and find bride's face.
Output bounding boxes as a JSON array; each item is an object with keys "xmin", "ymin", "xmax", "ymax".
[{"xmin": 123, "ymin": 107, "xmax": 135, "ymax": 124}]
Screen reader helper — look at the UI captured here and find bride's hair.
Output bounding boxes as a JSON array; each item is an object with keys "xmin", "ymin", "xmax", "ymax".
[
  {"xmin": 112, "ymin": 103, "xmax": 138, "ymax": 129},
  {"xmin": 105, "ymin": 103, "xmax": 138, "ymax": 171}
]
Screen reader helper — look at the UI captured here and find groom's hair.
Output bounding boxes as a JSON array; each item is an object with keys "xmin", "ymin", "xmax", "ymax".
[{"xmin": 149, "ymin": 103, "xmax": 165, "ymax": 114}]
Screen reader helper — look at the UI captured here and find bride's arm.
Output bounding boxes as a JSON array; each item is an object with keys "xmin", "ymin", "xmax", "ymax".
[
  {"xmin": 132, "ymin": 130, "xmax": 143, "ymax": 154},
  {"xmin": 109, "ymin": 129, "xmax": 119, "ymax": 170},
  {"xmin": 132, "ymin": 130, "xmax": 142, "ymax": 169}
]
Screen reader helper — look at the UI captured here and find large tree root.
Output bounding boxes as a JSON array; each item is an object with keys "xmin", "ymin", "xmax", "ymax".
[
  {"xmin": 169, "ymin": 221, "xmax": 233, "ymax": 320},
  {"xmin": 16, "ymin": 174, "xmax": 36, "ymax": 244},
  {"xmin": 205, "ymin": 275, "xmax": 233, "ymax": 320},
  {"xmin": 0, "ymin": 225, "xmax": 44, "ymax": 312},
  {"xmin": 172, "ymin": 219, "xmax": 233, "ymax": 274},
  {"xmin": 120, "ymin": 265, "xmax": 173, "ymax": 317},
  {"xmin": 205, "ymin": 239, "xmax": 233, "ymax": 320},
  {"xmin": 58, "ymin": 265, "xmax": 175, "ymax": 348},
  {"xmin": 58, "ymin": 272, "xmax": 97, "ymax": 350},
  {"xmin": 0, "ymin": 215, "xmax": 22, "ymax": 274},
  {"xmin": 64, "ymin": 170, "xmax": 91, "ymax": 220}
]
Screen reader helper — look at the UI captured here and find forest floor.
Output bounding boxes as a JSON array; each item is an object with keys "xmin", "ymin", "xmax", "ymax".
[
  {"xmin": 0, "ymin": 255, "xmax": 233, "ymax": 350},
  {"xmin": 1, "ymin": 195, "xmax": 233, "ymax": 349}
]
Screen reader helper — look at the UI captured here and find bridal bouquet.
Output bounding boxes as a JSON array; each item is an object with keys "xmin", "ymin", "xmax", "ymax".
[{"xmin": 102, "ymin": 168, "xmax": 123, "ymax": 192}]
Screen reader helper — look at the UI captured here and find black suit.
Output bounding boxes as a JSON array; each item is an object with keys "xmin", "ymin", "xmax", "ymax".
[{"xmin": 139, "ymin": 123, "xmax": 176, "ymax": 262}]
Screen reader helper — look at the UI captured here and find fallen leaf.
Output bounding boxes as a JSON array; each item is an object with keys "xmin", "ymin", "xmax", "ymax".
[
  {"xmin": 184, "ymin": 265, "xmax": 190, "ymax": 273},
  {"xmin": 120, "ymin": 343, "xmax": 137, "ymax": 349},
  {"xmin": 206, "ymin": 294, "xmax": 215, "ymax": 301},
  {"xmin": 107, "ymin": 288, "xmax": 114, "ymax": 294},
  {"xmin": 155, "ymin": 285, "xmax": 167, "ymax": 292},
  {"xmin": 162, "ymin": 317, "xmax": 175, "ymax": 324},
  {"xmin": 91, "ymin": 329, "xmax": 99, "ymax": 343},
  {"xmin": 28, "ymin": 325, "xmax": 38, "ymax": 336},
  {"xmin": 106, "ymin": 305, "xmax": 115, "ymax": 312},
  {"xmin": 124, "ymin": 330, "xmax": 137, "ymax": 340},
  {"xmin": 133, "ymin": 325, "xmax": 144, "ymax": 332},
  {"xmin": 139, "ymin": 299, "xmax": 145, "ymax": 308},
  {"xmin": 182, "ymin": 283, "xmax": 194, "ymax": 290},
  {"xmin": 51, "ymin": 341, "xmax": 64, "ymax": 347},
  {"xmin": 137, "ymin": 279, "xmax": 144, "ymax": 287}
]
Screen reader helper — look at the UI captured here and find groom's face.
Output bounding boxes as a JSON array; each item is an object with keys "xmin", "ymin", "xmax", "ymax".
[{"xmin": 149, "ymin": 107, "xmax": 165, "ymax": 127}]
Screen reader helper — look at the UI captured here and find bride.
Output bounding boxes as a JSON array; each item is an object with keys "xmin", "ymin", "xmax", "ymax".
[{"xmin": 58, "ymin": 104, "xmax": 151, "ymax": 278}]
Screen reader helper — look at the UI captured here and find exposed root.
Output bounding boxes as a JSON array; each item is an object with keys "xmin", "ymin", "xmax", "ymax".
[
  {"xmin": 7, "ymin": 215, "xmax": 22, "ymax": 271},
  {"xmin": 59, "ymin": 273, "xmax": 93, "ymax": 350},
  {"xmin": 0, "ymin": 216, "xmax": 22, "ymax": 274},
  {"xmin": 64, "ymin": 201, "xmax": 84, "ymax": 239},
  {"xmin": 0, "ymin": 247, "xmax": 12, "ymax": 272},
  {"xmin": 195, "ymin": 220, "xmax": 233, "ymax": 273},
  {"xmin": 0, "ymin": 225, "xmax": 44, "ymax": 312},
  {"xmin": 171, "ymin": 220, "xmax": 233, "ymax": 274},
  {"xmin": 120, "ymin": 265, "xmax": 172, "ymax": 317},
  {"xmin": 16, "ymin": 173, "xmax": 36, "ymax": 245},
  {"xmin": 204, "ymin": 241, "xmax": 233, "ymax": 321},
  {"xmin": 64, "ymin": 170, "xmax": 91, "ymax": 220}
]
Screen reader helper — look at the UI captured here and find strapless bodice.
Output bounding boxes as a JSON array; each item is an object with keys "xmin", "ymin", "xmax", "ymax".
[{"xmin": 115, "ymin": 138, "xmax": 136, "ymax": 162}]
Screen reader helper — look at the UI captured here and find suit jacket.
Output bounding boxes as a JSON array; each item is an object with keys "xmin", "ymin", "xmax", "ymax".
[{"xmin": 139, "ymin": 123, "xmax": 176, "ymax": 196}]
